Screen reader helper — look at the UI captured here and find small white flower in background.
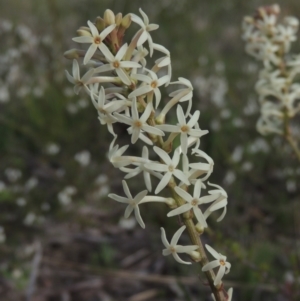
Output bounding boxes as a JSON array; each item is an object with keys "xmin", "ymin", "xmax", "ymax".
[
  {"xmin": 16, "ymin": 197, "xmax": 26, "ymax": 207},
  {"xmin": 160, "ymin": 225, "xmax": 198, "ymax": 265},
  {"xmin": 242, "ymin": 5, "xmax": 300, "ymax": 139},
  {"xmin": 12, "ymin": 269, "xmax": 23, "ymax": 279},
  {"xmin": 74, "ymin": 150, "xmax": 91, "ymax": 166},
  {"xmin": 5, "ymin": 168, "xmax": 22, "ymax": 182},
  {"xmin": 108, "ymin": 180, "xmax": 148, "ymax": 228},
  {"xmin": 58, "ymin": 186, "xmax": 77, "ymax": 206},
  {"xmin": 0, "ymin": 181, "xmax": 6, "ymax": 192},
  {"xmin": 23, "ymin": 212, "xmax": 36, "ymax": 226},
  {"xmin": 46, "ymin": 142, "xmax": 60, "ymax": 155},
  {"xmin": 202, "ymin": 244, "xmax": 231, "ymax": 286},
  {"xmin": 0, "ymin": 226, "xmax": 6, "ymax": 243},
  {"xmin": 25, "ymin": 177, "xmax": 38, "ymax": 191}
]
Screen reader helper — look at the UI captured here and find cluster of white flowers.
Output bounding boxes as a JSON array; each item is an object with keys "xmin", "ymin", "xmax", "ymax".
[
  {"xmin": 65, "ymin": 8, "xmax": 231, "ymax": 298},
  {"xmin": 242, "ymin": 4, "xmax": 300, "ymax": 136}
]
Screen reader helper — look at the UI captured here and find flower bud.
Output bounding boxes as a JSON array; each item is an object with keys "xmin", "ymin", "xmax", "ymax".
[
  {"xmin": 189, "ymin": 250, "xmax": 201, "ymax": 261},
  {"xmin": 115, "ymin": 13, "xmax": 123, "ymax": 26},
  {"xmin": 104, "ymin": 9, "xmax": 115, "ymax": 25},
  {"xmin": 121, "ymin": 14, "xmax": 131, "ymax": 29},
  {"xmin": 195, "ymin": 222, "xmax": 205, "ymax": 234},
  {"xmin": 95, "ymin": 17, "xmax": 105, "ymax": 32},
  {"xmin": 77, "ymin": 27, "xmax": 91, "ymax": 37},
  {"xmin": 64, "ymin": 49, "xmax": 80, "ymax": 60}
]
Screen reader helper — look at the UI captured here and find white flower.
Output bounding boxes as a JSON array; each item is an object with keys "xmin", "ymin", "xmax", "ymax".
[
  {"xmin": 202, "ymin": 244, "xmax": 231, "ymax": 286},
  {"xmin": 108, "ymin": 180, "xmax": 148, "ymax": 228},
  {"xmin": 169, "ymin": 77, "xmax": 194, "ymax": 116},
  {"xmin": 189, "ymin": 149, "xmax": 214, "ymax": 182},
  {"xmin": 130, "ymin": 8, "xmax": 159, "ymax": 57},
  {"xmin": 168, "ymin": 180, "xmax": 218, "ymax": 227},
  {"xmin": 204, "ymin": 182, "xmax": 228, "ymax": 222},
  {"xmin": 129, "ymin": 70, "xmax": 169, "ymax": 108},
  {"xmin": 98, "ymin": 112, "xmax": 118, "ymax": 136},
  {"xmin": 107, "ymin": 136, "xmax": 130, "ymax": 167},
  {"xmin": 65, "ymin": 60, "xmax": 94, "ymax": 94},
  {"xmin": 153, "ymin": 43, "xmax": 172, "ymax": 85},
  {"xmin": 157, "ymin": 105, "xmax": 208, "ymax": 154},
  {"xmin": 145, "ymin": 147, "xmax": 190, "ymax": 194},
  {"xmin": 114, "ymin": 98, "xmax": 164, "ymax": 144},
  {"xmin": 212, "ymin": 288, "xmax": 233, "ymax": 301},
  {"xmin": 90, "ymin": 85, "xmax": 127, "ymax": 115},
  {"xmin": 160, "ymin": 225, "xmax": 198, "ymax": 265},
  {"xmin": 72, "ymin": 21, "xmax": 116, "ymax": 64},
  {"xmin": 120, "ymin": 146, "xmax": 161, "ymax": 192},
  {"xmin": 94, "ymin": 43, "xmax": 141, "ymax": 85}
]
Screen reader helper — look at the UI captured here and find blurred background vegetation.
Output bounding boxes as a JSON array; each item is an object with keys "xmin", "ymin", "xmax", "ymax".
[{"xmin": 0, "ymin": 0, "xmax": 300, "ymax": 300}]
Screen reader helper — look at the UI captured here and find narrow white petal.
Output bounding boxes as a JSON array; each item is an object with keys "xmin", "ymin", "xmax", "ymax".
[
  {"xmin": 202, "ymin": 260, "xmax": 220, "ymax": 271},
  {"xmin": 65, "ymin": 70, "xmax": 76, "ymax": 85},
  {"xmin": 187, "ymin": 111, "xmax": 200, "ymax": 127},
  {"xmin": 72, "ymin": 59, "xmax": 80, "ymax": 80},
  {"xmin": 194, "ymin": 180, "xmax": 202, "ymax": 198},
  {"xmin": 144, "ymin": 162, "xmax": 167, "ymax": 172},
  {"xmin": 153, "ymin": 146, "xmax": 172, "ymax": 164},
  {"xmin": 214, "ymin": 265, "xmax": 226, "ymax": 286},
  {"xmin": 160, "ymin": 227, "xmax": 170, "ymax": 248},
  {"xmin": 137, "ymin": 31, "xmax": 148, "ymax": 47},
  {"xmin": 156, "ymin": 124, "xmax": 179, "ymax": 132},
  {"xmin": 108, "ymin": 194, "xmax": 129, "ymax": 204},
  {"xmin": 72, "ymin": 36, "xmax": 93, "ymax": 43},
  {"xmin": 177, "ymin": 105, "xmax": 186, "ymax": 126},
  {"xmin": 171, "ymin": 225, "xmax": 186, "ymax": 245},
  {"xmin": 155, "ymin": 172, "xmax": 171, "ymax": 194},
  {"xmin": 122, "ymin": 180, "xmax": 132, "ymax": 199},
  {"xmin": 131, "ymin": 127, "xmax": 140, "ymax": 144},
  {"xmin": 87, "ymin": 20, "xmax": 99, "ymax": 37},
  {"xmin": 116, "ymin": 68, "xmax": 131, "ymax": 85},
  {"xmin": 193, "ymin": 207, "xmax": 207, "ymax": 227},
  {"xmin": 172, "ymin": 252, "xmax": 191, "ymax": 265},
  {"xmin": 142, "ymin": 124, "xmax": 164, "ymax": 136},
  {"xmin": 115, "ymin": 43, "xmax": 128, "ymax": 60},
  {"xmin": 173, "ymin": 169, "xmax": 190, "ymax": 185},
  {"xmin": 210, "ymin": 199, "xmax": 227, "ymax": 211},
  {"xmin": 124, "ymin": 204, "xmax": 134, "ymax": 218},
  {"xmin": 174, "ymin": 186, "xmax": 193, "ymax": 203},
  {"xmin": 128, "ymin": 85, "xmax": 153, "ymax": 98},
  {"xmin": 175, "ymin": 245, "xmax": 198, "ymax": 253},
  {"xmin": 134, "ymin": 206, "xmax": 145, "ymax": 228},
  {"xmin": 205, "ymin": 244, "xmax": 220, "ymax": 259},
  {"xmin": 167, "ymin": 203, "xmax": 192, "ymax": 217},
  {"xmin": 100, "ymin": 24, "xmax": 116, "ymax": 39},
  {"xmin": 134, "ymin": 190, "xmax": 148, "ymax": 203},
  {"xmin": 84, "ymin": 44, "xmax": 97, "ymax": 64}
]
